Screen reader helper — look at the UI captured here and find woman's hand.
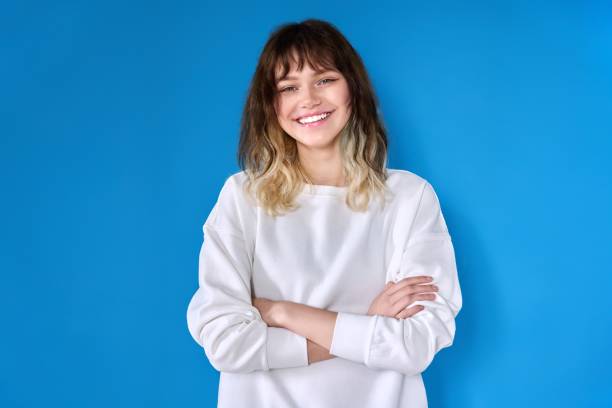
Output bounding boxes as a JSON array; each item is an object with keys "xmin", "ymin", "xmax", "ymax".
[
  {"xmin": 367, "ymin": 275, "xmax": 439, "ymax": 319},
  {"xmin": 252, "ymin": 297, "xmax": 286, "ymax": 328}
]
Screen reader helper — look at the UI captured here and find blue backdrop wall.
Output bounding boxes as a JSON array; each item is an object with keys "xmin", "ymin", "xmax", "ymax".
[{"xmin": 2, "ymin": 1, "xmax": 610, "ymax": 407}]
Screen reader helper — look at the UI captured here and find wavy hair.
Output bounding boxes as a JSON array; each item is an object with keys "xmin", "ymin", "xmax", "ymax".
[{"xmin": 237, "ymin": 19, "xmax": 391, "ymax": 217}]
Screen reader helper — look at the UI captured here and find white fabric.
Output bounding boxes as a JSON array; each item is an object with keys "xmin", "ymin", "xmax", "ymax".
[{"xmin": 186, "ymin": 168, "xmax": 462, "ymax": 407}]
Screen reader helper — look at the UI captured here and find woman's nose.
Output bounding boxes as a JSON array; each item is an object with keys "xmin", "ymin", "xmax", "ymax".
[{"xmin": 300, "ymin": 86, "xmax": 321, "ymax": 108}]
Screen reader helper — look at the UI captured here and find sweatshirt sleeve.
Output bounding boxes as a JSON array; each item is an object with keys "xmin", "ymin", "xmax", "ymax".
[
  {"xmin": 329, "ymin": 181, "xmax": 462, "ymax": 376},
  {"xmin": 186, "ymin": 177, "xmax": 309, "ymax": 373}
]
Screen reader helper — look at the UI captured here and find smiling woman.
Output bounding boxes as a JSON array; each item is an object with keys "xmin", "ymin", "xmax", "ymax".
[
  {"xmin": 186, "ymin": 18, "xmax": 462, "ymax": 408},
  {"xmin": 234, "ymin": 19, "xmax": 391, "ymax": 215}
]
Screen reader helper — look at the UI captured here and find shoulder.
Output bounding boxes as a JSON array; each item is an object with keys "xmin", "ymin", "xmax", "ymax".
[
  {"xmin": 204, "ymin": 170, "xmax": 255, "ymax": 235},
  {"xmin": 384, "ymin": 168, "xmax": 446, "ymax": 213},
  {"xmin": 384, "ymin": 168, "xmax": 450, "ymax": 235},
  {"xmin": 225, "ymin": 170, "xmax": 249, "ymax": 188},
  {"xmin": 215, "ymin": 170, "xmax": 251, "ymax": 205},
  {"xmin": 385, "ymin": 168, "xmax": 429, "ymax": 197}
]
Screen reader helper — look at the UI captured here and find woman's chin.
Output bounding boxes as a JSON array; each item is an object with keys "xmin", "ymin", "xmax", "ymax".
[{"xmin": 296, "ymin": 134, "xmax": 341, "ymax": 151}]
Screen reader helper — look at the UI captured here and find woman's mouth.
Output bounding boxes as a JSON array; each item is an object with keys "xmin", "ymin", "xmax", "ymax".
[{"xmin": 296, "ymin": 111, "xmax": 333, "ymax": 128}]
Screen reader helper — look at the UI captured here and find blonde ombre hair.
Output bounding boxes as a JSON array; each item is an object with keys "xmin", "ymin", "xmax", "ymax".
[{"xmin": 237, "ymin": 19, "xmax": 390, "ymax": 217}]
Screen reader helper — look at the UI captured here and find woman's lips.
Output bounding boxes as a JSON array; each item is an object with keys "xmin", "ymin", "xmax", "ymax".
[{"xmin": 296, "ymin": 111, "xmax": 333, "ymax": 128}]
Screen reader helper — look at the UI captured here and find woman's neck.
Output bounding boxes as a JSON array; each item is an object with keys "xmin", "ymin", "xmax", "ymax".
[{"xmin": 297, "ymin": 149, "xmax": 346, "ymax": 187}]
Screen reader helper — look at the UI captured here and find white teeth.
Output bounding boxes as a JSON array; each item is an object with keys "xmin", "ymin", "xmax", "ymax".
[{"xmin": 298, "ymin": 112, "xmax": 330, "ymax": 124}]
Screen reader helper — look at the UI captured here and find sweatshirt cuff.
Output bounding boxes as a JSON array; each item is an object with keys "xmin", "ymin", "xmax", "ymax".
[
  {"xmin": 266, "ymin": 327, "xmax": 308, "ymax": 369},
  {"xmin": 329, "ymin": 312, "xmax": 377, "ymax": 364}
]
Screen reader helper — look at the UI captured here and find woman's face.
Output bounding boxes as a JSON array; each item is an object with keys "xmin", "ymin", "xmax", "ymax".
[{"xmin": 274, "ymin": 61, "xmax": 351, "ymax": 153}]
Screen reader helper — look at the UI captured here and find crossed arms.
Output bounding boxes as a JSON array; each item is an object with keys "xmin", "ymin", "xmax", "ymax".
[{"xmin": 186, "ymin": 182, "xmax": 462, "ymax": 375}]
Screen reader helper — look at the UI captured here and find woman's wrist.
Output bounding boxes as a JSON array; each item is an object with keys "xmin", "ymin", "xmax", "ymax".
[{"xmin": 307, "ymin": 338, "xmax": 334, "ymax": 364}]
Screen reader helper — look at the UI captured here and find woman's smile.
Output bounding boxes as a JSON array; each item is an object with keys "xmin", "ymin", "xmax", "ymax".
[{"xmin": 296, "ymin": 111, "xmax": 334, "ymax": 128}]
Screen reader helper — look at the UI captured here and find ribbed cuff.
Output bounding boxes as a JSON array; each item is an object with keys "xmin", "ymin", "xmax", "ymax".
[
  {"xmin": 266, "ymin": 327, "xmax": 308, "ymax": 369},
  {"xmin": 329, "ymin": 312, "xmax": 377, "ymax": 364}
]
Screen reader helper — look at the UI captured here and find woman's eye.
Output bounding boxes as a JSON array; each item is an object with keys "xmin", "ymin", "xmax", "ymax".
[
  {"xmin": 279, "ymin": 78, "xmax": 337, "ymax": 93},
  {"xmin": 319, "ymin": 78, "xmax": 337, "ymax": 85}
]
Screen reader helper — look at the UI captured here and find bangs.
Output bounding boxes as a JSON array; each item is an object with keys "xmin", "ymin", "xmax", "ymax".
[{"xmin": 271, "ymin": 40, "xmax": 340, "ymax": 83}]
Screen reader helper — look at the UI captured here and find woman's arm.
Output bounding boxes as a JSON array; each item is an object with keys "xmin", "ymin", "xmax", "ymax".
[
  {"xmin": 254, "ymin": 276, "xmax": 435, "ymax": 362},
  {"xmin": 327, "ymin": 182, "xmax": 462, "ymax": 376},
  {"xmin": 254, "ymin": 277, "xmax": 439, "ymax": 359},
  {"xmin": 253, "ymin": 277, "xmax": 438, "ymax": 352},
  {"xmin": 251, "ymin": 297, "xmax": 337, "ymax": 351},
  {"xmin": 279, "ymin": 301, "xmax": 337, "ymax": 349},
  {"xmin": 187, "ymin": 177, "xmax": 310, "ymax": 374}
]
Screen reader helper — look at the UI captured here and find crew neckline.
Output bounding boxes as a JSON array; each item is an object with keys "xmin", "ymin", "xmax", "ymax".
[{"xmin": 301, "ymin": 183, "xmax": 348, "ymax": 196}]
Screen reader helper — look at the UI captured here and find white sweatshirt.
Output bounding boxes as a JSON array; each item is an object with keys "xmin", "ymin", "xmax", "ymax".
[{"xmin": 186, "ymin": 168, "xmax": 462, "ymax": 408}]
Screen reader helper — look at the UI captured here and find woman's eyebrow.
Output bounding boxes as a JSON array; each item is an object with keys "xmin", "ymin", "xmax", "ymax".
[{"xmin": 276, "ymin": 69, "xmax": 336, "ymax": 84}]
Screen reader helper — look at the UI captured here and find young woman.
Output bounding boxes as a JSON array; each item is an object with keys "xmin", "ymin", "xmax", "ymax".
[{"xmin": 187, "ymin": 19, "xmax": 462, "ymax": 407}]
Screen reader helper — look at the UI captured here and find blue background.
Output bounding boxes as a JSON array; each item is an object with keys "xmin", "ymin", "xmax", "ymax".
[{"xmin": 2, "ymin": 1, "xmax": 611, "ymax": 406}]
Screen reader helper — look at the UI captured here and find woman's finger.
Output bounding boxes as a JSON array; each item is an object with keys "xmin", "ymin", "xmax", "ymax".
[
  {"xmin": 386, "ymin": 276, "xmax": 433, "ymax": 295},
  {"xmin": 390, "ymin": 293, "xmax": 436, "ymax": 315},
  {"xmin": 408, "ymin": 293, "xmax": 437, "ymax": 304},
  {"xmin": 390, "ymin": 295, "xmax": 414, "ymax": 315},
  {"xmin": 396, "ymin": 305, "xmax": 425, "ymax": 319},
  {"xmin": 389, "ymin": 284, "xmax": 438, "ymax": 304}
]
